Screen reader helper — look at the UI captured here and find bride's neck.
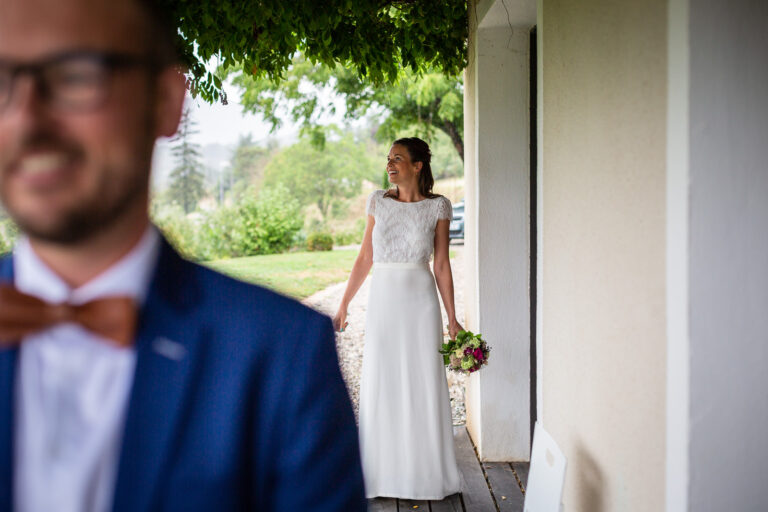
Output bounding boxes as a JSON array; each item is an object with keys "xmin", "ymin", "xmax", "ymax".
[{"xmin": 396, "ymin": 185, "xmax": 423, "ymax": 202}]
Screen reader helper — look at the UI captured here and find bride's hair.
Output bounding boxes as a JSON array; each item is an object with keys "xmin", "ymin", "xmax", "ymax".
[{"xmin": 384, "ymin": 137, "xmax": 442, "ymax": 200}]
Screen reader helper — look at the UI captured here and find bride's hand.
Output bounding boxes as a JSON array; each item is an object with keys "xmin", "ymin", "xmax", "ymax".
[
  {"xmin": 448, "ymin": 321, "xmax": 463, "ymax": 340},
  {"xmin": 333, "ymin": 309, "xmax": 349, "ymax": 333}
]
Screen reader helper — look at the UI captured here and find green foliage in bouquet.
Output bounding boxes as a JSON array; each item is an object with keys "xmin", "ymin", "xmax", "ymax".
[{"xmin": 439, "ymin": 330, "xmax": 491, "ymax": 374}]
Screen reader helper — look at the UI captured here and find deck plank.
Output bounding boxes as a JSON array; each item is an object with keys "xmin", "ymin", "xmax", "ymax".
[
  {"xmin": 484, "ymin": 462, "xmax": 524, "ymax": 511},
  {"xmin": 453, "ymin": 427, "xmax": 496, "ymax": 511},
  {"xmin": 511, "ymin": 462, "xmax": 530, "ymax": 491},
  {"xmin": 398, "ymin": 499, "xmax": 428, "ymax": 510},
  {"xmin": 369, "ymin": 498, "xmax": 399, "ymax": 512},
  {"xmin": 429, "ymin": 493, "xmax": 464, "ymax": 511}
]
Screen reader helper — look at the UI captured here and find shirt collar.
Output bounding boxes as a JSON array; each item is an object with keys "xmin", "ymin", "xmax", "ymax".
[{"xmin": 13, "ymin": 226, "xmax": 161, "ymax": 306}]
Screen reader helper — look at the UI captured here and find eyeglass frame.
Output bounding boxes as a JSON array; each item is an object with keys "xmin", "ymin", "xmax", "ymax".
[{"xmin": 0, "ymin": 50, "xmax": 167, "ymax": 114}]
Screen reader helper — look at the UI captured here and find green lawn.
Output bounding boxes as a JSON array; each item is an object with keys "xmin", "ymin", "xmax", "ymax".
[
  {"xmin": 207, "ymin": 248, "xmax": 456, "ymax": 300},
  {"xmin": 206, "ymin": 249, "xmax": 359, "ymax": 300}
]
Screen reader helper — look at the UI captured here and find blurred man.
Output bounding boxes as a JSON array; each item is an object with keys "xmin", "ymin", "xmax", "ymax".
[{"xmin": 0, "ymin": 0, "xmax": 366, "ymax": 510}]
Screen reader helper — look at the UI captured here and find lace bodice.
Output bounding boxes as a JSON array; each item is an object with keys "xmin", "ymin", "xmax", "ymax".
[{"xmin": 366, "ymin": 190, "xmax": 452, "ymax": 263}]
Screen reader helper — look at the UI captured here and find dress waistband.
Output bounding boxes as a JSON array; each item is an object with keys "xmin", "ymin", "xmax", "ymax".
[{"xmin": 373, "ymin": 262, "xmax": 430, "ymax": 270}]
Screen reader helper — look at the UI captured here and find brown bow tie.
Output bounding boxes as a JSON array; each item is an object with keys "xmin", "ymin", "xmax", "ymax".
[{"xmin": 0, "ymin": 285, "xmax": 137, "ymax": 348}]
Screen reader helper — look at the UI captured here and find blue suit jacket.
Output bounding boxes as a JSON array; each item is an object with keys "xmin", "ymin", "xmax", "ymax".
[{"xmin": 0, "ymin": 239, "xmax": 366, "ymax": 511}]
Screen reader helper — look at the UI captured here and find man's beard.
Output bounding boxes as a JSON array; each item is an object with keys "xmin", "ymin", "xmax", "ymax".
[
  {"xmin": 1, "ymin": 131, "xmax": 153, "ymax": 245},
  {"xmin": 11, "ymin": 173, "xmax": 148, "ymax": 245}
]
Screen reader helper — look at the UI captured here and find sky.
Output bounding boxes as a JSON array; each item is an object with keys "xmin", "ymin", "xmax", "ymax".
[
  {"xmin": 151, "ymin": 75, "xmax": 362, "ymax": 187},
  {"xmin": 185, "ymin": 88, "xmax": 292, "ymax": 146},
  {"xmin": 152, "ymin": 82, "xmax": 299, "ymax": 185}
]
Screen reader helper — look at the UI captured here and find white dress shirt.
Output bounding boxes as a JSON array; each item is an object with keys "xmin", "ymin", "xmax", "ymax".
[{"xmin": 12, "ymin": 227, "xmax": 160, "ymax": 512}]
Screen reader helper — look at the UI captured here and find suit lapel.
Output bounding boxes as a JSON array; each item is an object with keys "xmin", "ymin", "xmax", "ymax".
[
  {"xmin": 112, "ymin": 241, "xmax": 206, "ymax": 512},
  {"xmin": 0, "ymin": 256, "xmax": 15, "ymax": 510}
]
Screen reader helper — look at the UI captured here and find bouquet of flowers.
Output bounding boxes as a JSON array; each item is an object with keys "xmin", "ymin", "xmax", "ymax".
[{"xmin": 439, "ymin": 330, "xmax": 491, "ymax": 374}]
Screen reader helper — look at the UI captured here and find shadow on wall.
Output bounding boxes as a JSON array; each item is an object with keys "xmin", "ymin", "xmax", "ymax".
[{"xmin": 575, "ymin": 439, "xmax": 606, "ymax": 512}]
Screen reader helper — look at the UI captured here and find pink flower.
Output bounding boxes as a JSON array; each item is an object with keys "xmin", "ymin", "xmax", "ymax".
[
  {"xmin": 464, "ymin": 347, "xmax": 473, "ymax": 355},
  {"xmin": 474, "ymin": 348, "xmax": 483, "ymax": 360}
]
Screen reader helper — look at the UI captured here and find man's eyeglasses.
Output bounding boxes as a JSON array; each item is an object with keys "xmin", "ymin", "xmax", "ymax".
[{"xmin": 0, "ymin": 51, "xmax": 161, "ymax": 113}]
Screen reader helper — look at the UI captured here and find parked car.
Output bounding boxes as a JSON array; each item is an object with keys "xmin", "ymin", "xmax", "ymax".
[{"xmin": 449, "ymin": 201, "xmax": 464, "ymax": 240}]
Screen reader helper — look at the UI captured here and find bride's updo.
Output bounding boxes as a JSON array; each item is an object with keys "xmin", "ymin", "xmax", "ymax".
[{"xmin": 384, "ymin": 137, "xmax": 441, "ymax": 199}]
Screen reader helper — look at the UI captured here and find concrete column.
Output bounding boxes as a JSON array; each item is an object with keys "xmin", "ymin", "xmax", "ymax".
[{"xmin": 465, "ymin": 22, "xmax": 532, "ymax": 461}]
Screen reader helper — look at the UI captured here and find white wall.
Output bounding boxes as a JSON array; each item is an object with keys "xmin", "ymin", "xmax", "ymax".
[
  {"xmin": 665, "ymin": 0, "xmax": 690, "ymax": 509},
  {"xmin": 539, "ymin": 0, "xmax": 668, "ymax": 509},
  {"xmin": 685, "ymin": 0, "xmax": 768, "ymax": 509}
]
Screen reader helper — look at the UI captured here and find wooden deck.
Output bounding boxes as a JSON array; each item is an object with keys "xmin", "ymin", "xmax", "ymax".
[{"xmin": 368, "ymin": 427, "xmax": 529, "ymax": 512}]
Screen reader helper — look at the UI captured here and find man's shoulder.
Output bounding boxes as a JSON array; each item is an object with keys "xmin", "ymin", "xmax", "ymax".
[{"xmin": 0, "ymin": 251, "xmax": 11, "ymax": 281}]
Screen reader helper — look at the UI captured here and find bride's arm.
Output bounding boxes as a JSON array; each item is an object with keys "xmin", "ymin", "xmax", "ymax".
[
  {"xmin": 433, "ymin": 219, "xmax": 463, "ymax": 339},
  {"xmin": 333, "ymin": 215, "xmax": 375, "ymax": 332}
]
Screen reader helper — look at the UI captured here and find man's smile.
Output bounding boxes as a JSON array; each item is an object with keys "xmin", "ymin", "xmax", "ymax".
[{"xmin": 10, "ymin": 150, "xmax": 79, "ymax": 189}]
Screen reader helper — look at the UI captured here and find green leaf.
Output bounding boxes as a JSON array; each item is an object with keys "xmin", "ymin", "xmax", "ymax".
[
  {"xmin": 167, "ymin": 1, "xmax": 467, "ymax": 101},
  {"xmin": 233, "ymin": 52, "xmax": 464, "ymax": 161}
]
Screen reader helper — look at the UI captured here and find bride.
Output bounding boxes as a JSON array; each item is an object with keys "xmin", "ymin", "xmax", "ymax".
[{"xmin": 333, "ymin": 137, "xmax": 462, "ymax": 499}]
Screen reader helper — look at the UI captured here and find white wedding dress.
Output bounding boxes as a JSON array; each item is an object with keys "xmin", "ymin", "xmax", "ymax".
[{"xmin": 358, "ymin": 190, "xmax": 461, "ymax": 500}]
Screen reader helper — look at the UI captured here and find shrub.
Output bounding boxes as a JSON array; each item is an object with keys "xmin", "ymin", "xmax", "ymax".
[
  {"xmin": 333, "ymin": 218, "xmax": 366, "ymax": 246},
  {"xmin": 0, "ymin": 219, "xmax": 18, "ymax": 255},
  {"xmin": 153, "ymin": 184, "xmax": 303, "ymax": 261},
  {"xmin": 151, "ymin": 203, "xmax": 208, "ymax": 261},
  {"xmin": 306, "ymin": 231, "xmax": 333, "ymax": 252},
  {"xmin": 292, "ymin": 229, "xmax": 308, "ymax": 251},
  {"xmin": 194, "ymin": 207, "xmax": 237, "ymax": 260},
  {"xmin": 238, "ymin": 184, "xmax": 303, "ymax": 255},
  {"xmin": 196, "ymin": 184, "xmax": 303, "ymax": 259}
]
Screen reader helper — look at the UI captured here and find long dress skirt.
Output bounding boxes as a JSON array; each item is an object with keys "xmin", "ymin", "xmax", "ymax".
[{"xmin": 358, "ymin": 262, "xmax": 461, "ymax": 499}]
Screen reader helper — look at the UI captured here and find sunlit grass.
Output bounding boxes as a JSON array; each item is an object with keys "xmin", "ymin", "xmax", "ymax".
[
  {"xmin": 207, "ymin": 247, "xmax": 457, "ymax": 300},
  {"xmin": 207, "ymin": 249, "xmax": 358, "ymax": 300}
]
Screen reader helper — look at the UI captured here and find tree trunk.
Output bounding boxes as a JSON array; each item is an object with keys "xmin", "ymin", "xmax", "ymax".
[{"xmin": 440, "ymin": 120, "xmax": 464, "ymax": 162}]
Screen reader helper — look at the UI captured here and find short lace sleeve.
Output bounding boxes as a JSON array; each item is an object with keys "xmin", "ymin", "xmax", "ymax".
[
  {"xmin": 366, "ymin": 190, "xmax": 379, "ymax": 216},
  {"xmin": 437, "ymin": 196, "xmax": 453, "ymax": 220}
]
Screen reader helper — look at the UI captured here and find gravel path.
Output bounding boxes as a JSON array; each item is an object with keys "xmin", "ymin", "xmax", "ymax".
[{"xmin": 303, "ymin": 243, "xmax": 467, "ymax": 425}]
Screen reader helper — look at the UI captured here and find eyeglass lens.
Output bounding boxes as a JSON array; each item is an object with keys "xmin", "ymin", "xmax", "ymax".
[{"xmin": 0, "ymin": 53, "xmax": 141, "ymax": 112}]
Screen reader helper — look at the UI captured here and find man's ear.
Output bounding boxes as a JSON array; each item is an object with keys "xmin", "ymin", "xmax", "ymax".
[
  {"xmin": 415, "ymin": 161, "xmax": 423, "ymax": 172},
  {"xmin": 154, "ymin": 66, "xmax": 187, "ymax": 138}
]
